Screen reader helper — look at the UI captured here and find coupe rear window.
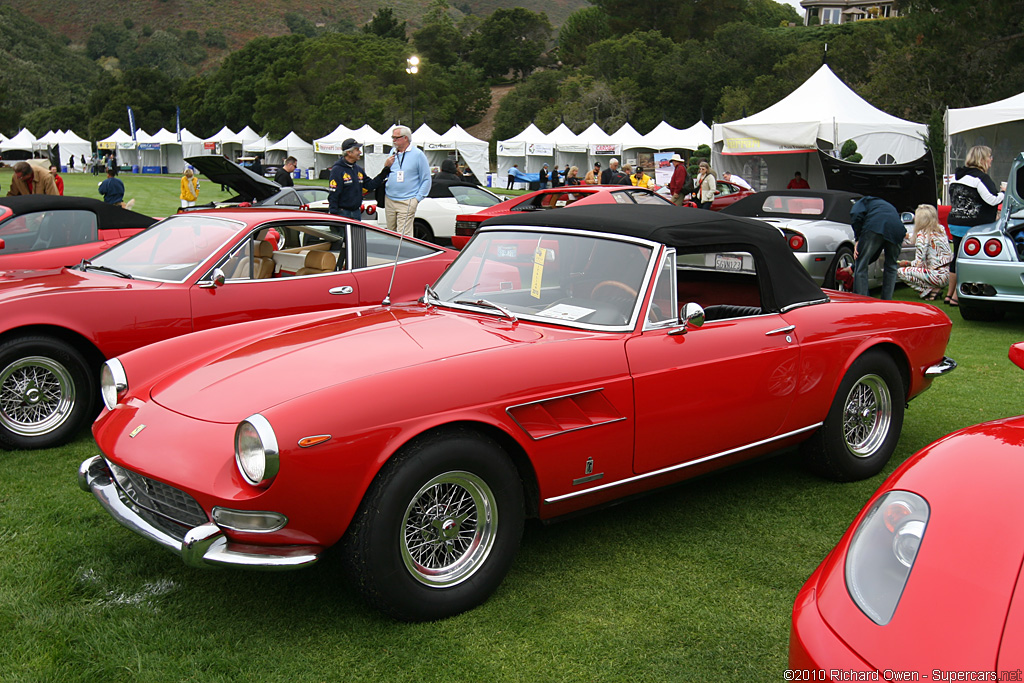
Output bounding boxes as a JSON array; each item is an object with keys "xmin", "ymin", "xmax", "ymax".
[
  {"xmin": 760, "ymin": 196, "xmax": 824, "ymax": 216},
  {"xmin": 516, "ymin": 192, "xmax": 593, "ymax": 211}
]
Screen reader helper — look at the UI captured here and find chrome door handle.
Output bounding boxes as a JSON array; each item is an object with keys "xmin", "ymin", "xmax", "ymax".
[
  {"xmin": 765, "ymin": 325, "xmax": 795, "ymax": 336},
  {"xmin": 329, "ymin": 286, "xmax": 354, "ymax": 295}
]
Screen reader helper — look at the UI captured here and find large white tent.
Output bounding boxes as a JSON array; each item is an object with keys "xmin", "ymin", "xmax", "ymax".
[
  {"xmin": 263, "ymin": 131, "xmax": 315, "ymax": 173},
  {"xmin": 142, "ymin": 128, "xmax": 204, "ymax": 174},
  {"xmin": 497, "ymin": 123, "xmax": 551, "ymax": 187},
  {"xmin": 0, "ymin": 129, "xmax": 37, "ymax": 159},
  {"xmin": 55, "ymin": 130, "xmax": 93, "ymax": 171},
  {"xmin": 202, "ymin": 126, "xmax": 237, "ymax": 157},
  {"xmin": 945, "ymin": 92, "xmax": 1024, "ymax": 197},
  {"xmin": 431, "ymin": 125, "xmax": 489, "ymax": 186},
  {"xmin": 546, "ymin": 123, "xmax": 587, "ymax": 176},
  {"xmin": 642, "ymin": 120, "xmax": 712, "ymax": 152},
  {"xmin": 712, "ymin": 65, "xmax": 927, "ymax": 190}
]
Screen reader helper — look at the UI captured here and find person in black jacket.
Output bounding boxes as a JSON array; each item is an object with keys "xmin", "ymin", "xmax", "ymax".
[
  {"xmin": 327, "ymin": 139, "xmax": 387, "ymax": 221},
  {"xmin": 539, "ymin": 164, "xmax": 548, "ymax": 189},
  {"xmin": 435, "ymin": 158, "xmax": 461, "ymax": 182},
  {"xmin": 850, "ymin": 196, "xmax": 906, "ymax": 300},
  {"xmin": 945, "ymin": 145, "xmax": 1006, "ymax": 306},
  {"xmin": 274, "ymin": 157, "xmax": 297, "ymax": 186}
]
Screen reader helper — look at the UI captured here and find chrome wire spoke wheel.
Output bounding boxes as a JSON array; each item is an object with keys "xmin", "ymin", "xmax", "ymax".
[
  {"xmin": 834, "ymin": 251, "xmax": 854, "ymax": 291},
  {"xmin": 401, "ymin": 470, "xmax": 497, "ymax": 588},
  {"xmin": 0, "ymin": 355, "xmax": 77, "ymax": 437},
  {"xmin": 842, "ymin": 373, "xmax": 891, "ymax": 458}
]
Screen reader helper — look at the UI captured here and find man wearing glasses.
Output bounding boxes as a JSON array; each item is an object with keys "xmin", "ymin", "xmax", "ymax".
[
  {"xmin": 383, "ymin": 125, "xmax": 431, "ymax": 237},
  {"xmin": 7, "ymin": 161, "xmax": 60, "ymax": 197}
]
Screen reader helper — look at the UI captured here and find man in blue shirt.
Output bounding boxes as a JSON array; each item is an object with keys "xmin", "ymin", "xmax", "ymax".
[
  {"xmin": 98, "ymin": 168, "xmax": 125, "ymax": 206},
  {"xmin": 850, "ymin": 196, "xmax": 906, "ymax": 300},
  {"xmin": 384, "ymin": 125, "xmax": 432, "ymax": 237}
]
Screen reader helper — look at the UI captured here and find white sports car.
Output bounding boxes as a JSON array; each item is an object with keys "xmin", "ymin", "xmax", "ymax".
[{"xmin": 359, "ymin": 179, "xmax": 504, "ymax": 245}]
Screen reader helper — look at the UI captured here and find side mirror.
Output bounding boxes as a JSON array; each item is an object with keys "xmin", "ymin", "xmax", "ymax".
[
  {"xmin": 199, "ymin": 268, "xmax": 226, "ymax": 289},
  {"xmin": 0, "ymin": 237, "xmax": 5, "ymax": 251},
  {"xmin": 900, "ymin": 212, "xmax": 914, "ymax": 224},
  {"xmin": 668, "ymin": 302, "xmax": 705, "ymax": 336}
]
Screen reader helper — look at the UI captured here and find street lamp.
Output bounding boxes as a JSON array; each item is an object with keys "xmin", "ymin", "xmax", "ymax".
[{"xmin": 406, "ymin": 55, "xmax": 419, "ymax": 129}]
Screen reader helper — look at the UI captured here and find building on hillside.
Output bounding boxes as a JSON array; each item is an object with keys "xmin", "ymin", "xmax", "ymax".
[{"xmin": 799, "ymin": 0, "xmax": 899, "ymax": 25}]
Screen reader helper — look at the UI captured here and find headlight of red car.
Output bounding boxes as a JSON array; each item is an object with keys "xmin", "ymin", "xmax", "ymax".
[
  {"xmin": 100, "ymin": 359, "xmax": 128, "ymax": 411},
  {"xmin": 845, "ymin": 490, "xmax": 929, "ymax": 625},
  {"xmin": 234, "ymin": 414, "xmax": 280, "ymax": 487}
]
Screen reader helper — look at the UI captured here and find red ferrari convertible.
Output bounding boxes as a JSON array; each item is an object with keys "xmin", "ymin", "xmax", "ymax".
[
  {"xmin": 0, "ymin": 195, "xmax": 155, "ymax": 271},
  {"xmin": 789, "ymin": 342, "xmax": 1024, "ymax": 677},
  {"xmin": 79, "ymin": 205, "xmax": 955, "ymax": 621},
  {"xmin": 0, "ymin": 209, "xmax": 455, "ymax": 450}
]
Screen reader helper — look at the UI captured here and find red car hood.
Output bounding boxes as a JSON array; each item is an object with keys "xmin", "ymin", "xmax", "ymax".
[
  {"xmin": 0, "ymin": 266, "xmax": 141, "ymax": 300},
  {"xmin": 149, "ymin": 305, "xmax": 543, "ymax": 422}
]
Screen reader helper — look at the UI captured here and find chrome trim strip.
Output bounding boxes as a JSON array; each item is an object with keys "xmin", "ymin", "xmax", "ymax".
[
  {"xmin": 505, "ymin": 388, "xmax": 628, "ymax": 441},
  {"xmin": 924, "ymin": 356, "xmax": 957, "ymax": 377},
  {"xmin": 542, "ymin": 423, "xmax": 823, "ymax": 504},
  {"xmin": 572, "ymin": 473, "xmax": 605, "ymax": 485},
  {"xmin": 780, "ymin": 297, "xmax": 830, "ymax": 313},
  {"xmin": 79, "ymin": 455, "xmax": 320, "ymax": 570}
]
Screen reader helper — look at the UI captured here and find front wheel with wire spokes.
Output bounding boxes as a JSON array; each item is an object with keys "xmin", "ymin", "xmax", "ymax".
[
  {"xmin": 801, "ymin": 350, "xmax": 904, "ymax": 481},
  {"xmin": 343, "ymin": 429, "xmax": 524, "ymax": 621},
  {"xmin": 0, "ymin": 336, "xmax": 96, "ymax": 450}
]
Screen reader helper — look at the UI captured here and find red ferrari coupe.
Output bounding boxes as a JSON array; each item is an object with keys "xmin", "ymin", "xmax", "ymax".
[
  {"xmin": 80, "ymin": 205, "xmax": 954, "ymax": 621},
  {"xmin": 0, "ymin": 209, "xmax": 455, "ymax": 450},
  {"xmin": 0, "ymin": 195, "xmax": 155, "ymax": 271},
  {"xmin": 452, "ymin": 184, "xmax": 674, "ymax": 249},
  {"xmin": 789, "ymin": 342, "xmax": 1024, "ymax": 677}
]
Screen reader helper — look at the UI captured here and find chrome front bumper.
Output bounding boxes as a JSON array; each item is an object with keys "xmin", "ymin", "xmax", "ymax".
[
  {"xmin": 78, "ymin": 455, "xmax": 320, "ymax": 570},
  {"xmin": 925, "ymin": 356, "xmax": 957, "ymax": 378}
]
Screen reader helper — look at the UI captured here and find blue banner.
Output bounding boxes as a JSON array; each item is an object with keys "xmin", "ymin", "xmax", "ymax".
[{"xmin": 127, "ymin": 106, "xmax": 136, "ymax": 141}]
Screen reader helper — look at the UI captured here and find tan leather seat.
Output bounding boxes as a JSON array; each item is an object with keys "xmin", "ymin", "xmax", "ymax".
[
  {"xmin": 253, "ymin": 240, "xmax": 275, "ymax": 279},
  {"xmin": 296, "ymin": 250, "xmax": 336, "ymax": 276}
]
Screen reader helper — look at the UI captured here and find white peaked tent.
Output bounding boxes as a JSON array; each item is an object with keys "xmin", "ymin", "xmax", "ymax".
[
  {"xmin": 264, "ymin": 132, "xmax": 314, "ymax": 171},
  {"xmin": 547, "ymin": 123, "xmax": 587, "ymax": 174},
  {"xmin": 56, "ymin": 130, "xmax": 93, "ymax": 171},
  {"xmin": 497, "ymin": 123, "xmax": 552, "ymax": 184},
  {"xmin": 945, "ymin": 92, "xmax": 1024, "ymax": 195},
  {"xmin": 0, "ymin": 129, "xmax": 37, "ymax": 158},
  {"xmin": 34, "ymin": 130, "xmax": 62, "ymax": 151},
  {"xmin": 97, "ymin": 128, "xmax": 138, "ymax": 169},
  {"xmin": 145, "ymin": 128, "xmax": 204, "ymax": 174},
  {"xmin": 612, "ymin": 123, "xmax": 648, "ymax": 152},
  {"xmin": 642, "ymin": 120, "xmax": 712, "ymax": 152},
  {"xmin": 432, "ymin": 125, "xmax": 489, "ymax": 185},
  {"xmin": 313, "ymin": 124, "xmax": 358, "ymax": 174},
  {"xmin": 202, "ymin": 126, "xmax": 237, "ymax": 157},
  {"xmin": 713, "ymin": 64, "xmax": 927, "ymax": 190},
  {"xmin": 243, "ymin": 134, "xmax": 270, "ymax": 156},
  {"xmin": 576, "ymin": 123, "xmax": 618, "ymax": 175},
  {"xmin": 229, "ymin": 126, "xmax": 262, "ymax": 160}
]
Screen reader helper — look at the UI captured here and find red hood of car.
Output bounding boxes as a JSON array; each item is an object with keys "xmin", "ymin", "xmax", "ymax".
[
  {"xmin": 149, "ymin": 304, "xmax": 546, "ymax": 422},
  {"xmin": 0, "ymin": 265, "xmax": 142, "ymax": 300}
]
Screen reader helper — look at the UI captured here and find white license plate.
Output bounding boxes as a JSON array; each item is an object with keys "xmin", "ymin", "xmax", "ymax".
[{"xmin": 715, "ymin": 254, "xmax": 743, "ymax": 271}]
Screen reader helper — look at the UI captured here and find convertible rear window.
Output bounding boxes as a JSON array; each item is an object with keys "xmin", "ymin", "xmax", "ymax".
[{"xmin": 760, "ymin": 196, "xmax": 824, "ymax": 216}]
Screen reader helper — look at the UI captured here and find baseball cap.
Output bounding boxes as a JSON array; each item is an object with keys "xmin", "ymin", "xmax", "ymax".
[{"xmin": 342, "ymin": 138, "xmax": 361, "ymax": 152}]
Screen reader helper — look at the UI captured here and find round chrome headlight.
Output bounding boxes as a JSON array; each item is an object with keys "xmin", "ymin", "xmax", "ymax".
[
  {"xmin": 100, "ymin": 359, "xmax": 128, "ymax": 411},
  {"xmin": 234, "ymin": 414, "xmax": 280, "ymax": 487}
]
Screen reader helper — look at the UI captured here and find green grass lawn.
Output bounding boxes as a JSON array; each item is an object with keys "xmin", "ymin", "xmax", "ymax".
[{"xmin": 1, "ymin": 184, "xmax": 1022, "ymax": 680}]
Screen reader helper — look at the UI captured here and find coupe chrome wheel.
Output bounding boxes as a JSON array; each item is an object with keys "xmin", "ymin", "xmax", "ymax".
[
  {"xmin": 841, "ymin": 374, "xmax": 892, "ymax": 458},
  {"xmin": 401, "ymin": 470, "xmax": 497, "ymax": 588},
  {"xmin": 0, "ymin": 355, "xmax": 76, "ymax": 437}
]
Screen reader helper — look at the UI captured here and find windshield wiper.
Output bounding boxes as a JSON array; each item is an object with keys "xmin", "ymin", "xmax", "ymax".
[
  {"xmin": 454, "ymin": 298, "xmax": 517, "ymax": 322},
  {"xmin": 79, "ymin": 259, "xmax": 134, "ymax": 279}
]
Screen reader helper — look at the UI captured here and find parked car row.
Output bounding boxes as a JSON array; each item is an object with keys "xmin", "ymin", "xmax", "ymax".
[{"xmin": 14, "ymin": 154, "xmax": 1024, "ymax": 648}]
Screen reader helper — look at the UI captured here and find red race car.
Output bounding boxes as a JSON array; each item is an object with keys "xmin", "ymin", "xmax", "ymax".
[
  {"xmin": 0, "ymin": 209, "xmax": 455, "ymax": 450},
  {"xmin": 79, "ymin": 205, "xmax": 955, "ymax": 621},
  {"xmin": 452, "ymin": 184, "xmax": 674, "ymax": 249},
  {"xmin": 0, "ymin": 195, "xmax": 155, "ymax": 271},
  {"xmin": 789, "ymin": 342, "xmax": 1024, "ymax": 677}
]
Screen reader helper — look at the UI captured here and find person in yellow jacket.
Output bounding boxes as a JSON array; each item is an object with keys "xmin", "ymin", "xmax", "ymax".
[
  {"xmin": 630, "ymin": 166, "xmax": 652, "ymax": 188},
  {"xmin": 180, "ymin": 168, "xmax": 200, "ymax": 208}
]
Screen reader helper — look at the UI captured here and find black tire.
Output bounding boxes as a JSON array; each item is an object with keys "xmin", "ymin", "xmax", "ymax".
[
  {"xmin": 958, "ymin": 298, "xmax": 1004, "ymax": 322},
  {"xmin": 801, "ymin": 350, "xmax": 904, "ymax": 482},
  {"xmin": 823, "ymin": 245, "xmax": 854, "ymax": 291},
  {"xmin": 413, "ymin": 219, "xmax": 434, "ymax": 244},
  {"xmin": 343, "ymin": 428, "xmax": 524, "ymax": 621},
  {"xmin": 0, "ymin": 336, "xmax": 97, "ymax": 450}
]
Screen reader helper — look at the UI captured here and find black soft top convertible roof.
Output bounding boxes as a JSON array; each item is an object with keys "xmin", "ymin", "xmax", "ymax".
[
  {"xmin": 0, "ymin": 195, "xmax": 157, "ymax": 230},
  {"xmin": 721, "ymin": 189, "xmax": 861, "ymax": 225},
  {"xmin": 481, "ymin": 204, "xmax": 826, "ymax": 312}
]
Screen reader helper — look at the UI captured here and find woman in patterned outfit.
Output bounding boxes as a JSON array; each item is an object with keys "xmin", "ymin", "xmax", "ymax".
[{"xmin": 897, "ymin": 204, "xmax": 951, "ymax": 300}]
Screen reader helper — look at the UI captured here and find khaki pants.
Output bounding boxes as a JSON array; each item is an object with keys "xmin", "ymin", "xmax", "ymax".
[{"xmin": 386, "ymin": 197, "xmax": 418, "ymax": 237}]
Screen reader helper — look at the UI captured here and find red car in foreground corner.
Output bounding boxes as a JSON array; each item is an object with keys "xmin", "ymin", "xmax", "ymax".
[
  {"xmin": 80, "ymin": 205, "xmax": 954, "ymax": 621},
  {"xmin": 0, "ymin": 195, "xmax": 155, "ymax": 271},
  {"xmin": 0, "ymin": 209, "xmax": 454, "ymax": 450},
  {"xmin": 790, "ymin": 342, "xmax": 1024, "ymax": 677},
  {"xmin": 452, "ymin": 184, "xmax": 674, "ymax": 249}
]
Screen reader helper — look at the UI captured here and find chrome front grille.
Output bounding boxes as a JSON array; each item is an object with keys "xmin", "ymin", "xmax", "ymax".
[{"xmin": 107, "ymin": 461, "xmax": 208, "ymax": 540}]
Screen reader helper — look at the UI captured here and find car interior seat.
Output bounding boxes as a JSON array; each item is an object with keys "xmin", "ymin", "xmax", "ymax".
[{"xmin": 296, "ymin": 250, "xmax": 337, "ymax": 275}]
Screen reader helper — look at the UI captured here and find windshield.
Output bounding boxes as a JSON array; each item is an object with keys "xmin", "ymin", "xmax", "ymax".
[
  {"xmin": 430, "ymin": 229, "xmax": 655, "ymax": 329},
  {"xmin": 91, "ymin": 214, "xmax": 241, "ymax": 282}
]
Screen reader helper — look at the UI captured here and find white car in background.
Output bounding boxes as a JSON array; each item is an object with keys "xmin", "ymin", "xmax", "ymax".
[{"xmin": 359, "ymin": 180, "xmax": 504, "ymax": 245}]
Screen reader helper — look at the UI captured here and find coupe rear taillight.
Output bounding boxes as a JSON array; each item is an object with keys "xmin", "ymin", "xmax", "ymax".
[
  {"xmin": 363, "ymin": 204, "xmax": 376, "ymax": 216},
  {"xmin": 984, "ymin": 238, "xmax": 1003, "ymax": 257},
  {"xmin": 963, "ymin": 237, "xmax": 981, "ymax": 256},
  {"xmin": 455, "ymin": 220, "xmax": 481, "ymax": 237},
  {"xmin": 788, "ymin": 234, "xmax": 805, "ymax": 250}
]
